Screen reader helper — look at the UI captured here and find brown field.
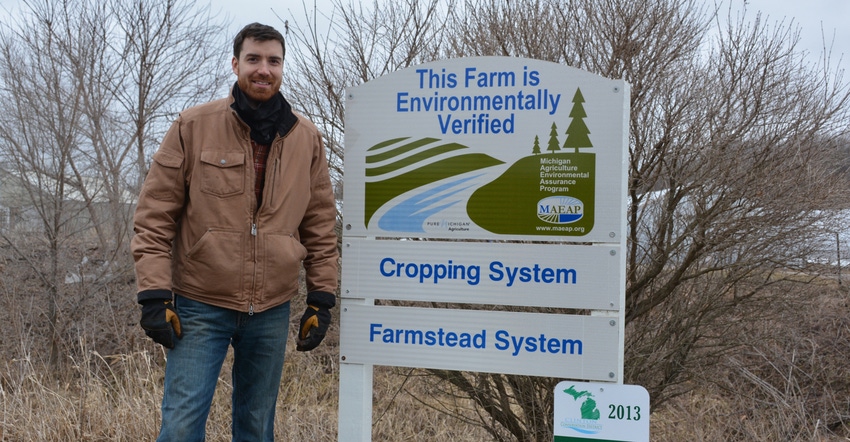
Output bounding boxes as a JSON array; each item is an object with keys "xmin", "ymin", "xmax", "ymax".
[{"xmin": 1, "ymin": 259, "xmax": 849, "ymax": 441}]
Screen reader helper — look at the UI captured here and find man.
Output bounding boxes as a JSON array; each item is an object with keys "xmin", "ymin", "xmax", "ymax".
[{"xmin": 131, "ymin": 23, "xmax": 338, "ymax": 441}]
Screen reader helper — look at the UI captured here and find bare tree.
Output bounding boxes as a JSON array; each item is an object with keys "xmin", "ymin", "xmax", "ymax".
[
  {"xmin": 283, "ymin": 0, "xmax": 450, "ymax": 226},
  {"xmin": 285, "ymin": 0, "xmax": 849, "ymax": 439},
  {"xmin": 0, "ymin": 0, "xmax": 229, "ymax": 371},
  {"xmin": 0, "ymin": 0, "xmax": 102, "ymax": 369},
  {"xmin": 622, "ymin": 2, "xmax": 850, "ymax": 404},
  {"xmin": 110, "ymin": 0, "xmax": 230, "ymax": 190}
]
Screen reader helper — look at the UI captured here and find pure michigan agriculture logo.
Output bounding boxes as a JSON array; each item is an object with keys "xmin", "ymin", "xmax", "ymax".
[
  {"xmin": 364, "ymin": 88, "xmax": 597, "ymax": 237},
  {"xmin": 559, "ymin": 385, "xmax": 602, "ymax": 436}
]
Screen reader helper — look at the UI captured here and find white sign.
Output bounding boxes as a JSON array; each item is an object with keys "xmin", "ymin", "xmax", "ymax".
[
  {"xmin": 338, "ymin": 56, "xmax": 630, "ymax": 442},
  {"xmin": 554, "ymin": 381, "xmax": 649, "ymax": 441},
  {"xmin": 340, "ymin": 304, "xmax": 621, "ymax": 380},
  {"xmin": 343, "ymin": 56, "xmax": 628, "ymax": 243},
  {"xmin": 341, "ymin": 238, "xmax": 622, "ymax": 309}
]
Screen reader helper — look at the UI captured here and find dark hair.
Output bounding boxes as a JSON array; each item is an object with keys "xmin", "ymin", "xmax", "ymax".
[{"xmin": 233, "ymin": 23, "xmax": 285, "ymax": 59}]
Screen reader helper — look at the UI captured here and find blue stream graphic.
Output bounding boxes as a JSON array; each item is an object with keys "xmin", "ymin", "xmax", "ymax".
[{"xmin": 377, "ymin": 175, "xmax": 482, "ymax": 232}]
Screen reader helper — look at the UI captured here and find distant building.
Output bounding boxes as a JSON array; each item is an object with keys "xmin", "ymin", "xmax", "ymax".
[{"xmin": 0, "ymin": 164, "xmax": 136, "ymax": 234}]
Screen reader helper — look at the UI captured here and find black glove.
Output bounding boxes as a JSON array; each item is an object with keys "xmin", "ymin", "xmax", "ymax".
[
  {"xmin": 296, "ymin": 291, "xmax": 335, "ymax": 351},
  {"xmin": 139, "ymin": 295, "xmax": 182, "ymax": 349}
]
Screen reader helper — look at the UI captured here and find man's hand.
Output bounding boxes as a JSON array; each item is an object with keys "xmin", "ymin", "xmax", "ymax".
[
  {"xmin": 140, "ymin": 299, "xmax": 183, "ymax": 349},
  {"xmin": 297, "ymin": 291, "xmax": 336, "ymax": 351}
]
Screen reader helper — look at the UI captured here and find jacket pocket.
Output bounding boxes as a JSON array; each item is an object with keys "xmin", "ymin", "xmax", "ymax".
[
  {"xmin": 200, "ymin": 150, "xmax": 245, "ymax": 197},
  {"xmin": 262, "ymin": 233, "xmax": 307, "ymax": 296},
  {"xmin": 182, "ymin": 228, "xmax": 244, "ymax": 296},
  {"xmin": 264, "ymin": 157, "xmax": 280, "ymax": 209},
  {"xmin": 145, "ymin": 150, "xmax": 184, "ymax": 201}
]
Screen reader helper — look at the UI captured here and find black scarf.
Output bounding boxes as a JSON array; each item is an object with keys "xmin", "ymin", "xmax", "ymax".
[{"xmin": 230, "ymin": 83, "xmax": 296, "ymax": 145}]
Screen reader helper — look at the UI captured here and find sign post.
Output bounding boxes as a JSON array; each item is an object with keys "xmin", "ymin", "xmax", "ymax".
[{"xmin": 339, "ymin": 56, "xmax": 630, "ymax": 441}]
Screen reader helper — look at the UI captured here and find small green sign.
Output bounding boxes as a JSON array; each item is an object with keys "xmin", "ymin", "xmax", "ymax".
[{"xmin": 554, "ymin": 381, "xmax": 649, "ymax": 442}]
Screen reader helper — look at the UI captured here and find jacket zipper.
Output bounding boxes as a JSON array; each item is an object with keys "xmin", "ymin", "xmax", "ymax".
[
  {"xmin": 248, "ymin": 140, "xmax": 282, "ymax": 316},
  {"xmin": 241, "ymin": 113, "xmax": 293, "ymax": 316},
  {"xmin": 248, "ymin": 135, "xmax": 259, "ymax": 316},
  {"xmin": 249, "ymin": 220, "xmax": 257, "ymax": 316}
]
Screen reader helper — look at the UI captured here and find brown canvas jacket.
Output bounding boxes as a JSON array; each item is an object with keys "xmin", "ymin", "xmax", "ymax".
[{"xmin": 131, "ymin": 95, "xmax": 338, "ymax": 313}]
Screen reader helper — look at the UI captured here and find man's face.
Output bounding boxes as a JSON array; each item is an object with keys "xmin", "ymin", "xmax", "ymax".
[{"xmin": 232, "ymin": 37, "xmax": 283, "ymax": 104}]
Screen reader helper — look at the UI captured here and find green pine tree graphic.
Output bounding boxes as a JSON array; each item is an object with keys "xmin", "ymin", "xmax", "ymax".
[{"xmin": 563, "ymin": 88, "xmax": 593, "ymax": 153}]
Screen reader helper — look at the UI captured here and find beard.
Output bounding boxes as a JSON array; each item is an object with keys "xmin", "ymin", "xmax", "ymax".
[{"xmin": 237, "ymin": 75, "xmax": 281, "ymax": 104}]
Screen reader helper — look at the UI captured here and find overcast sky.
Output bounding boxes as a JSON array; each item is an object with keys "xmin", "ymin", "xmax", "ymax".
[
  {"xmin": 0, "ymin": 0, "xmax": 847, "ymax": 66},
  {"xmin": 739, "ymin": 0, "xmax": 849, "ymax": 63},
  {"xmin": 205, "ymin": 0, "xmax": 849, "ymax": 65}
]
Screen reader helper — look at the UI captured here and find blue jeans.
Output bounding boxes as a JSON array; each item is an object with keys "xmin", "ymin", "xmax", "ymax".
[{"xmin": 157, "ymin": 295, "xmax": 291, "ymax": 442}]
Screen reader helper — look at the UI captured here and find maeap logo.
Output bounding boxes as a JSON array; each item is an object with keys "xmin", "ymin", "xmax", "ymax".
[{"xmin": 538, "ymin": 196, "xmax": 584, "ymax": 224}]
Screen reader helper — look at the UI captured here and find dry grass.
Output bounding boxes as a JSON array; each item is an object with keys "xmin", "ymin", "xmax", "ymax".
[
  {"xmin": 2, "ymin": 264, "xmax": 850, "ymax": 440},
  {"xmin": 649, "ymin": 283, "xmax": 850, "ymax": 442},
  {"xmin": 0, "ymin": 345, "xmax": 492, "ymax": 441},
  {"xmin": 1, "ymin": 347, "xmax": 163, "ymax": 440},
  {"xmin": 0, "ymin": 297, "xmax": 493, "ymax": 441}
]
